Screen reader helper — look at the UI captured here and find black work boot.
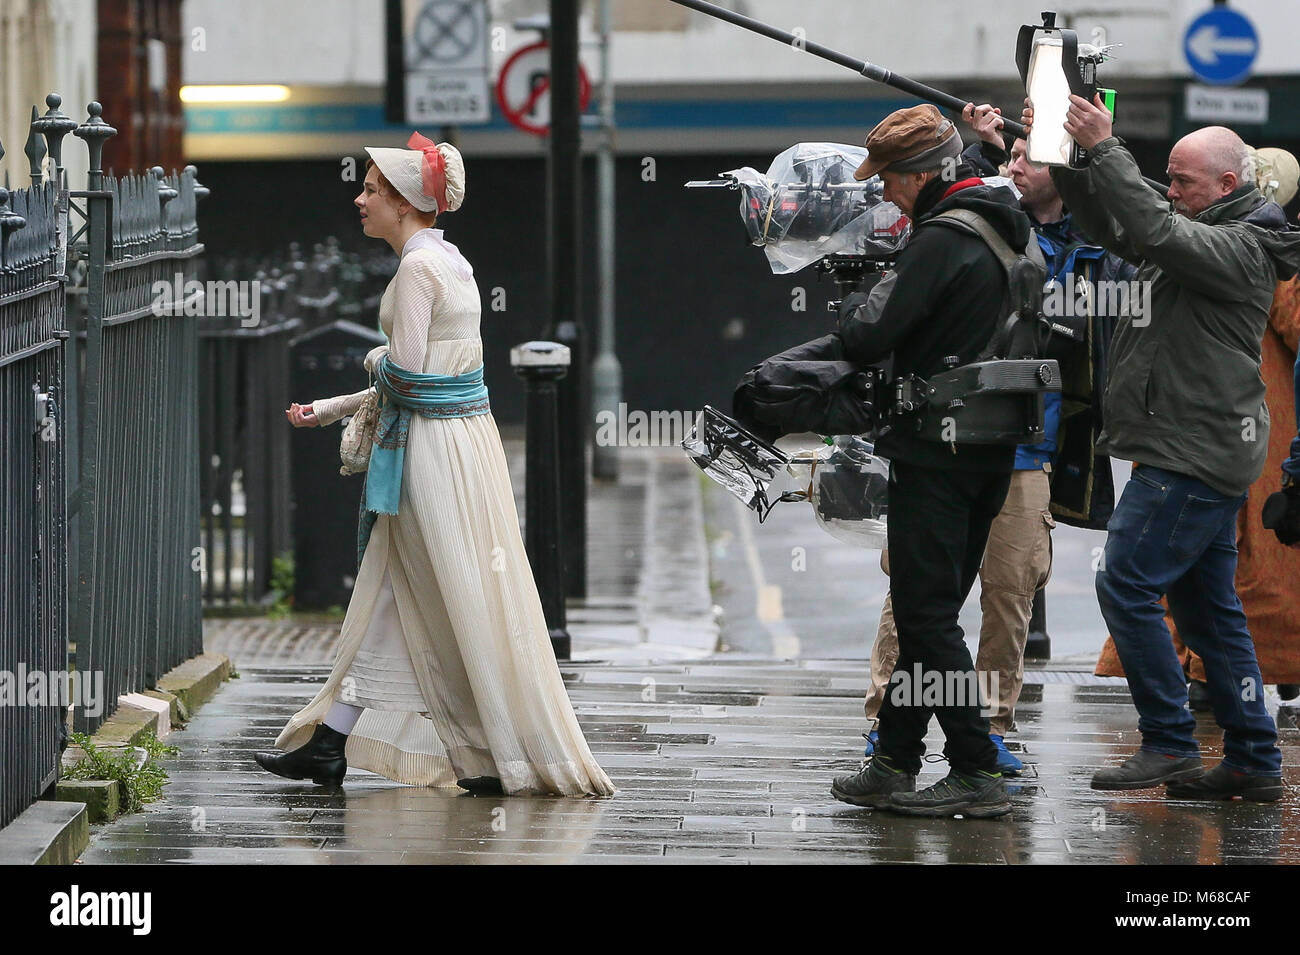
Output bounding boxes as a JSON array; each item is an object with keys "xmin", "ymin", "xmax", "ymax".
[
  {"xmin": 1166, "ymin": 763, "xmax": 1285, "ymax": 802},
  {"xmin": 887, "ymin": 769, "xmax": 1012, "ymax": 818},
  {"xmin": 255, "ymin": 723, "xmax": 347, "ymax": 786},
  {"xmin": 831, "ymin": 754, "xmax": 916, "ymax": 808},
  {"xmin": 1091, "ymin": 749, "xmax": 1203, "ymax": 790}
]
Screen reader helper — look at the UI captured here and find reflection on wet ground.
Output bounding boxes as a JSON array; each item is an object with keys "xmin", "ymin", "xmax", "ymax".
[{"xmin": 80, "ymin": 661, "xmax": 1300, "ymax": 864}]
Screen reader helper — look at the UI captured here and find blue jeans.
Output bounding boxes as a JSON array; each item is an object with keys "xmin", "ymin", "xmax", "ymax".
[{"xmin": 1096, "ymin": 464, "xmax": 1282, "ymax": 776}]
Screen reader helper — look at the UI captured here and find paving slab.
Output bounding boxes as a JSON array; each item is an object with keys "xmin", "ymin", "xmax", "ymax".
[{"xmin": 77, "ymin": 658, "xmax": 1300, "ymax": 865}]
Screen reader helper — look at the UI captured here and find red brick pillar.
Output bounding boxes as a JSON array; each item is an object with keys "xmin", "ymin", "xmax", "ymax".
[{"xmin": 97, "ymin": 0, "xmax": 184, "ymax": 174}]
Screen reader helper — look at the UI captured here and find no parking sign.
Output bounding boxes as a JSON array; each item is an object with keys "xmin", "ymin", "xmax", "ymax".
[{"xmin": 495, "ymin": 41, "xmax": 592, "ymax": 136}]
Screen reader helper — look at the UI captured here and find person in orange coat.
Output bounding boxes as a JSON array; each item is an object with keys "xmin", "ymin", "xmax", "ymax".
[{"xmin": 1096, "ymin": 148, "xmax": 1300, "ymax": 699}]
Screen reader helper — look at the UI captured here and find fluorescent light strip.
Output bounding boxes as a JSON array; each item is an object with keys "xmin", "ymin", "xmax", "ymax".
[{"xmin": 180, "ymin": 85, "xmax": 291, "ymax": 104}]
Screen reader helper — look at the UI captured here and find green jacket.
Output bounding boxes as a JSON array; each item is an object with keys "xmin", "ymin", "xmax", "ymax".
[{"xmin": 1051, "ymin": 137, "xmax": 1300, "ymax": 497}]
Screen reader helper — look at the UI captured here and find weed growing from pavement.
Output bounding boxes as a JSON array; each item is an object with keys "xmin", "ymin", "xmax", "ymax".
[{"xmin": 66, "ymin": 729, "xmax": 180, "ymax": 814}]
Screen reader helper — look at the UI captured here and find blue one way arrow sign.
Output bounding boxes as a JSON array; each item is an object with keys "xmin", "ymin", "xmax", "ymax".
[{"xmin": 1184, "ymin": 6, "xmax": 1259, "ymax": 86}]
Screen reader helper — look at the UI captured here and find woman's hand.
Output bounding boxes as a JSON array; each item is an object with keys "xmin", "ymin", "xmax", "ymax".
[
  {"xmin": 286, "ymin": 402, "xmax": 319, "ymax": 428},
  {"xmin": 962, "ymin": 102, "xmax": 1005, "ymax": 147}
]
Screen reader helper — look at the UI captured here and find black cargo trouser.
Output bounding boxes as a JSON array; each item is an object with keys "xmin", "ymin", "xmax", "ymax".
[{"xmin": 875, "ymin": 458, "xmax": 1012, "ymax": 775}]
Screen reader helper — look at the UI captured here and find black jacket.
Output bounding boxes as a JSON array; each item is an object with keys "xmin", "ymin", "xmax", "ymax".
[
  {"xmin": 837, "ymin": 165, "xmax": 1032, "ymax": 471},
  {"xmin": 731, "ymin": 333, "xmax": 879, "ymax": 442}
]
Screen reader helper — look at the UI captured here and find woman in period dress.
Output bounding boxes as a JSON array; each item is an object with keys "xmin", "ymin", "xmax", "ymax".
[{"xmin": 254, "ymin": 134, "xmax": 615, "ymax": 797}]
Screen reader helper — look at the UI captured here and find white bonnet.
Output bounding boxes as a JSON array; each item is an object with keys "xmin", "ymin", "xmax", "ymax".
[{"xmin": 364, "ymin": 139, "xmax": 466, "ymax": 215}]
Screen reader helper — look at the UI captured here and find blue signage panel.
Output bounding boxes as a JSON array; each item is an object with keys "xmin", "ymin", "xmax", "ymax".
[{"xmin": 1183, "ymin": 6, "xmax": 1259, "ymax": 86}]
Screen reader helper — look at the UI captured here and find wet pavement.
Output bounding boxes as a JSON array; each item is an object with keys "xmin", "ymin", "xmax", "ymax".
[
  {"xmin": 702, "ymin": 456, "xmax": 1136, "ymax": 661},
  {"xmin": 78, "ymin": 659, "xmax": 1300, "ymax": 864},
  {"xmin": 80, "ymin": 447, "xmax": 1300, "ymax": 863}
]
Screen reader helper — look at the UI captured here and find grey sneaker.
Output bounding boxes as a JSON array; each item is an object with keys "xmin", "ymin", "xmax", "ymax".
[
  {"xmin": 831, "ymin": 755, "xmax": 916, "ymax": 808},
  {"xmin": 888, "ymin": 770, "xmax": 1012, "ymax": 818},
  {"xmin": 1091, "ymin": 749, "xmax": 1204, "ymax": 791}
]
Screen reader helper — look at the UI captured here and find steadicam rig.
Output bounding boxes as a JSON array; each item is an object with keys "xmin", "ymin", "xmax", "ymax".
[{"xmin": 682, "ymin": 406, "xmax": 889, "ymax": 548}]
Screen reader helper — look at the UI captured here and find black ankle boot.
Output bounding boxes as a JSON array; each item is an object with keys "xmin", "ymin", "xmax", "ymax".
[
  {"xmin": 255, "ymin": 723, "xmax": 347, "ymax": 786},
  {"xmin": 457, "ymin": 776, "xmax": 504, "ymax": 795}
]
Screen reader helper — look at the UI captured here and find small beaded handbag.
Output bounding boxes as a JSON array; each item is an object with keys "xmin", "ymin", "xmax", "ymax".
[{"xmin": 339, "ymin": 377, "xmax": 380, "ymax": 475}]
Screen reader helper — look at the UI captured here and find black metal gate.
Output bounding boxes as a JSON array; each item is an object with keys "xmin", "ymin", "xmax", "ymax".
[
  {"xmin": 66, "ymin": 162, "xmax": 207, "ymax": 734},
  {"xmin": 1, "ymin": 94, "xmax": 212, "ymax": 828},
  {"xmin": 198, "ymin": 289, "xmax": 299, "ymax": 609},
  {"xmin": 0, "ymin": 176, "xmax": 68, "ymax": 831}
]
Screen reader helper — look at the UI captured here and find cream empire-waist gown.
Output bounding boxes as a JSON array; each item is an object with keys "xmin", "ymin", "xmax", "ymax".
[{"xmin": 274, "ymin": 228, "xmax": 615, "ymax": 797}]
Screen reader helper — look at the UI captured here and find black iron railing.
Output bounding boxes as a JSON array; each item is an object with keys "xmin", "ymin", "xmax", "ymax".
[
  {"xmin": 0, "ymin": 177, "xmax": 68, "ymax": 831},
  {"xmin": 1, "ymin": 94, "xmax": 213, "ymax": 831},
  {"xmin": 196, "ymin": 238, "xmax": 392, "ymax": 610},
  {"xmin": 66, "ymin": 162, "xmax": 207, "ymax": 734},
  {"xmin": 197, "ymin": 290, "xmax": 299, "ymax": 608}
]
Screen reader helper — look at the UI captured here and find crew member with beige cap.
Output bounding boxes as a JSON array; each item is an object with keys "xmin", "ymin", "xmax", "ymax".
[{"xmin": 829, "ymin": 104, "xmax": 1036, "ymax": 818}]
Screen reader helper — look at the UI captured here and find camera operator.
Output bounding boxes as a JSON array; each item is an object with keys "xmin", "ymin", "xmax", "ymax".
[
  {"xmin": 853, "ymin": 103, "xmax": 1138, "ymax": 777},
  {"xmin": 829, "ymin": 104, "xmax": 1035, "ymax": 818},
  {"xmin": 1025, "ymin": 94, "xmax": 1300, "ymax": 800}
]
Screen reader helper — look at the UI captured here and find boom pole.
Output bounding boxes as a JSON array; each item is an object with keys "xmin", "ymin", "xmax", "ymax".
[{"xmin": 665, "ymin": 0, "xmax": 1029, "ymax": 138}]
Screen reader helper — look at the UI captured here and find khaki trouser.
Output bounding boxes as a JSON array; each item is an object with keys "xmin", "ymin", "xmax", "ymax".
[{"xmin": 864, "ymin": 467, "xmax": 1054, "ymax": 737}]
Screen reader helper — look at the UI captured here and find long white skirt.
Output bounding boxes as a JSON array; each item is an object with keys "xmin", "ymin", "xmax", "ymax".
[{"xmin": 272, "ymin": 410, "xmax": 615, "ymax": 797}]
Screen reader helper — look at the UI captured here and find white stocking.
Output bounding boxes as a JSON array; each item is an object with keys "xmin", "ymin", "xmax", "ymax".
[{"xmin": 324, "ymin": 701, "xmax": 363, "ymax": 735}]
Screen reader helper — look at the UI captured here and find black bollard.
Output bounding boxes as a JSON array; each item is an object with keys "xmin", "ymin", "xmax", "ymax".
[
  {"xmin": 1024, "ymin": 587, "xmax": 1051, "ymax": 660},
  {"xmin": 511, "ymin": 341, "xmax": 572, "ymax": 660}
]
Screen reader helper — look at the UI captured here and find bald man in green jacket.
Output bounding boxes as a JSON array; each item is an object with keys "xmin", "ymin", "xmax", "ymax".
[{"xmin": 1024, "ymin": 95, "xmax": 1300, "ymax": 800}]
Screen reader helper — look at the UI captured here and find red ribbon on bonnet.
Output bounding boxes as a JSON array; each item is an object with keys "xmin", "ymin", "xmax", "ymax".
[{"xmin": 406, "ymin": 131, "xmax": 448, "ymax": 214}]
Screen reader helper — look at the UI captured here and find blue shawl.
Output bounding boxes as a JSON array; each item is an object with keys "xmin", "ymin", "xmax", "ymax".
[{"xmin": 356, "ymin": 353, "xmax": 490, "ymax": 565}]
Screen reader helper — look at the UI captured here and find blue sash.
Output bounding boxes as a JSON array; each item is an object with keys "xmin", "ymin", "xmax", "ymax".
[{"xmin": 357, "ymin": 354, "xmax": 490, "ymax": 565}]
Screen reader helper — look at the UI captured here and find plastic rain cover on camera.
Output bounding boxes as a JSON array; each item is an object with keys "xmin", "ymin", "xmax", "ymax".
[
  {"xmin": 682, "ymin": 407, "xmax": 793, "ymax": 521},
  {"xmin": 723, "ymin": 143, "xmax": 910, "ymax": 274},
  {"xmin": 810, "ymin": 436, "xmax": 889, "ymax": 548}
]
